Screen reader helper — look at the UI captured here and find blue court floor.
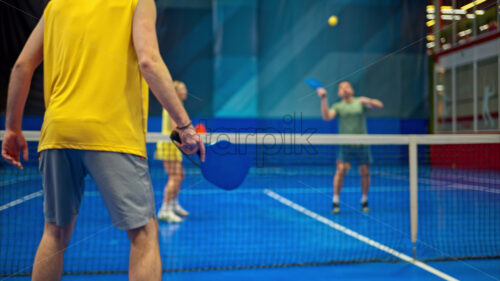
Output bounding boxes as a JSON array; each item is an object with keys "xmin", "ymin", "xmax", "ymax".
[
  {"xmin": 2, "ymin": 259, "xmax": 499, "ymax": 281},
  {"xmin": 1, "ymin": 160, "xmax": 499, "ymax": 281}
]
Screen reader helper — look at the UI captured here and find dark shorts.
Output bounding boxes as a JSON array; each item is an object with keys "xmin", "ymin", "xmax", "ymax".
[
  {"xmin": 337, "ymin": 145, "xmax": 372, "ymax": 165},
  {"xmin": 39, "ymin": 149, "xmax": 155, "ymax": 230}
]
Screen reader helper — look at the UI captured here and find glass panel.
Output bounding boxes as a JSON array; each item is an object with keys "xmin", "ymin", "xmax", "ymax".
[
  {"xmin": 437, "ymin": 67, "xmax": 453, "ymax": 132},
  {"xmin": 477, "ymin": 56, "xmax": 499, "ymax": 131},
  {"xmin": 456, "ymin": 63, "xmax": 474, "ymax": 131},
  {"xmin": 476, "ymin": 0, "xmax": 498, "ymax": 36}
]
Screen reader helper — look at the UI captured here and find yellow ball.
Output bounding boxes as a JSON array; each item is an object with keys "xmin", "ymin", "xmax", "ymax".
[{"xmin": 328, "ymin": 15, "xmax": 338, "ymax": 26}]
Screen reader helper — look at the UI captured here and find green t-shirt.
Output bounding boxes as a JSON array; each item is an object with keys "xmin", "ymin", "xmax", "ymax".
[{"xmin": 331, "ymin": 97, "xmax": 367, "ymax": 134}]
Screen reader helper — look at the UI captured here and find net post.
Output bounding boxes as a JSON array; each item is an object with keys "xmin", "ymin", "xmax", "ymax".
[
  {"xmin": 452, "ymin": 64, "xmax": 456, "ymax": 132},
  {"xmin": 409, "ymin": 135, "xmax": 418, "ymax": 259},
  {"xmin": 473, "ymin": 53, "xmax": 478, "ymax": 132}
]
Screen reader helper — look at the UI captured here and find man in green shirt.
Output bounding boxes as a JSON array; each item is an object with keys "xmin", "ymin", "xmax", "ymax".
[{"xmin": 317, "ymin": 81, "xmax": 383, "ymax": 213}]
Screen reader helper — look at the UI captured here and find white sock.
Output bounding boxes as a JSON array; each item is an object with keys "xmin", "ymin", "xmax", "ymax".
[
  {"xmin": 361, "ymin": 195, "xmax": 368, "ymax": 204},
  {"xmin": 333, "ymin": 195, "xmax": 339, "ymax": 204}
]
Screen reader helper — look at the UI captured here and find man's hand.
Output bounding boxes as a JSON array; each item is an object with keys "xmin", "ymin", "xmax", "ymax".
[
  {"xmin": 317, "ymin": 88, "xmax": 327, "ymax": 99},
  {"xmin": 359, "ymin": 97, "xmax": 384, "ymax": 109},
  {"xmin": 179, "ymin": 126, "xmax": 206, "ymax": 162},
  {"xmin": 1, "ymin": 129, "xmax": 28, "ymax": 170}
]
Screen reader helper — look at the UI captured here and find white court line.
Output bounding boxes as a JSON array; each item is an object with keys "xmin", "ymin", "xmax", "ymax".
[
  {"xmin": 264, "ymin": 189, "xmax": 459, "ymax": 281},
  {"xmin": 0, "ymin": 191, "xmax": 43, "ymax": 212}
]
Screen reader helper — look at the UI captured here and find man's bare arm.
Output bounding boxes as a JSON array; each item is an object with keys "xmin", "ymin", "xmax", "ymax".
[
  {"xmin": 317, "ymin": 88, "xmax": 336, "ymax": 121},
  {"xmin": 5, "ymin": 17, "xmax": 44, "ymax": 131},
  {"xmin": 2, "ymin": 17, "xmax": 44, "ymax": 169},
  {"xmin": 132, "ymin": 0, "xmax": 189, "ymax": 126},
  {"xmin": 132, "ymin": 0, "xmax": 204, "ymax": 159},
  {"xmin": 359, "ymin": 97, "xmax": 384, "ymax": 109}
]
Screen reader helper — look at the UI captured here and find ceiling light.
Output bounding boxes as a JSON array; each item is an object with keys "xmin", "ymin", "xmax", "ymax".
[
  {"xmin": 458, "ymin": 29, "xmax": 472, "ymax": 37},
  {"xmin": 440, "ymin": 8, "xmax": 465, "ymax": 14},
  {"xmin": 479, "ymin": 24, "xmax": 489, "ymax": 31},
  {"xmin": 461, "ymin": 0, "xmax": 487, "ymax": 11}
]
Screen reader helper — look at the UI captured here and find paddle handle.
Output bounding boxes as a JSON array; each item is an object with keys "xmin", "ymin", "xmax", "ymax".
[
  {"xmin": 169, "ymin": 130, "xmax": 202, "ymax": 168},
  {"xmin": 170, "ymin": 130, "xmax": 182, "ymax": 144}
]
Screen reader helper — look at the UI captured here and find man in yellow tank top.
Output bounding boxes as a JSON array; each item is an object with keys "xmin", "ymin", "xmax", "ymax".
[{"xmin": 1, "ymin": 0, "xmax": 205, "ymax": 280}]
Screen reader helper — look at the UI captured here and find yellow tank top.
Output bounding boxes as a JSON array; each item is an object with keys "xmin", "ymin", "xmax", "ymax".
[{"xmin": 39, "ymin": 0, "xmax": 149, "ymax": 157}]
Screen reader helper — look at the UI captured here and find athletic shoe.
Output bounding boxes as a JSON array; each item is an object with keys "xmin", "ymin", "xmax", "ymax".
[
  {"xmin": 174, "ymin": 204, "xmax": 189, "ymax": 217},
  {"xmin": 332, "ymin": 202, "xmax": 340, "ymax": 214},
  {"xmin": 158, "ymin": 208, "xmax": 182, "ymax": 223},
  {"xmin": 361, "ymin": 201, "xmax": 369, "ymax": 213}
]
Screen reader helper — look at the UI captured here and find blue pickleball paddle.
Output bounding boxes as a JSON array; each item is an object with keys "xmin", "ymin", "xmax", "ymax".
[
  {"xmin": 305, "ymin": 78, "xmax": 324, "ymax": 89},
  {"xmin": 170, "ymin": 131, "xmax": 251, "ymax": 190}
]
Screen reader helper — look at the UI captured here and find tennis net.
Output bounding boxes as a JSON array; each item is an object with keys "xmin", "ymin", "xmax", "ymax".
[{"xmin": 1, "ymin": 131, "xmax": 499, "ymax": 276}]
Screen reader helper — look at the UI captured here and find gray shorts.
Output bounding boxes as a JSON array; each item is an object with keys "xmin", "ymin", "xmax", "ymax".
[{"xmin": 39, "ymin": 149, "xmax": 155, "ymax": 230}]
